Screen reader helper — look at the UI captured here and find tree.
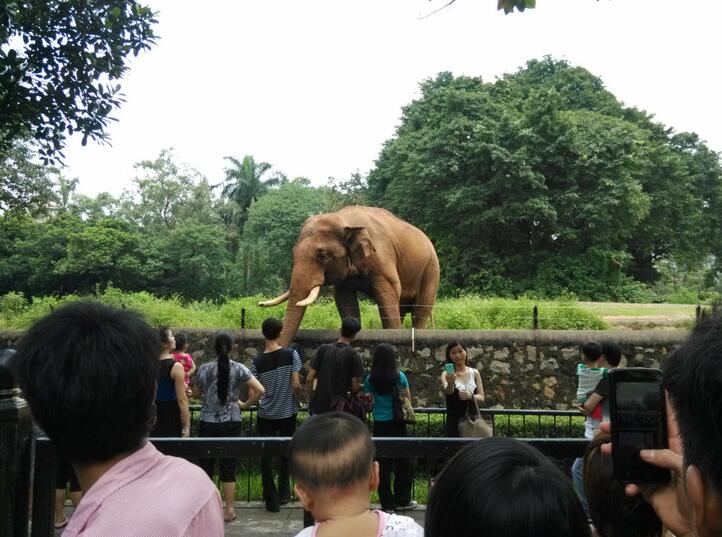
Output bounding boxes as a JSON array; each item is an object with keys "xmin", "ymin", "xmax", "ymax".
[
  {"xmin": 0, "ymin": 1, "xmax": 157, "ymax": 162},
  {"xmin": 240, "ymin": 182, "xmax": 331, "ymax": 294},
  {"xmin": 327, "ymin": 172, "xmax": 369, "ymax": 209},
  {"xmin": 221, "ymin": 155, "xmax": 275, "ymax": 228},
  {"xmin": 368, "ymin": 58, "xmax": 722, "ymax": 300},
  {"xmin": 0, "ymin": 139, "xmax": 57, "ymax": 214}
]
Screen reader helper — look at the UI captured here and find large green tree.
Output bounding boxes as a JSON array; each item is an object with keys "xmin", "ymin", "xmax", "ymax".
[
  {"xmin": 221, "ymin": 155, "xmax": 277, "ymax": 229},
  {"xmin": 0, "ymin": 1, "xmax": 157, "ymax": 162},
  {"xmin": 240, "ymin": 181, "xmax": 332, "ymax": 294},
  {"xmin": 368, "ymin": 58, "xmax": 722, "ymax": 300}
]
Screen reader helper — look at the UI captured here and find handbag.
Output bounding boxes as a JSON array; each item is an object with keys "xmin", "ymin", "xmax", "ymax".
[
  {"xmin": 392, "ymin": 377, "xmax": 416, "ymax": 425},
  {"xmin": 457, "ymin": 393, "xmax": 493, "ymax": 438},
  {"xmin": 331, "ymin": 392, "xmax": 370, "ymax": 422}
]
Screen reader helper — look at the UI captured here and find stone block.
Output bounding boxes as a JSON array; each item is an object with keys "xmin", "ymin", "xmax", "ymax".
[
  {"xmin": 416, "ymin": 348, "xmax": 431, "ymax": 358},
  {"xmin": 543, "ymin": 376, "xmax": 558, "ymax": 388},
  {"xmin": 562, "ymin": 347, "xmax": 579, "ymax": 360},
  {"xmin": 541, "ymin": 358, "xmax": 559, "ymax": 371},
  {"xmin": 544, "ymin": 386, "xmax": 555, "ymax": 399},
  {"xmin": 493, "ymin": 348, "xmax": 510, "ymax": 361},
  {"xmin": 526, "ymin": 346, "xmax": 537, "ymax": 360},
  {"xmin": 490, "ymin": 360, "xmax": 511, "ymax": 375}
]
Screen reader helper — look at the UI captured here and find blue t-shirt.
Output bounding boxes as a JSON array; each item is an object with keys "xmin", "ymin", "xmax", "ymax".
[{"xmin": 363, "ymin": 371, "xmax": 409, "ymax": 422}]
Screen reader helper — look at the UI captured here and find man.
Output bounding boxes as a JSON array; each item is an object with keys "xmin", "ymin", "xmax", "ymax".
[
  {"xmin": 250, "ymin": 317, "xmax": 302, "ymax": 513},
  {"xmin": 605, "ymin": 315, "xmax": 722, "ymax": 537},
  {"xmin": 305, "ymin": 316, "xmax": 364, "ymax": 415},
  {"xmin": 17, "ymin": 301, "xmax": 224, "ymax": 536}
]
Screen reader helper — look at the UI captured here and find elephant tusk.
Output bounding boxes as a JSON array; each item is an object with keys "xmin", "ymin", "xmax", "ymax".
[
  {"xmin": 296, "ymin": 286, "xmax": 321, "ymax": 307},
  {"xmin": 258, "ymin": 291, "xmax": 290, "ymax": 307}
]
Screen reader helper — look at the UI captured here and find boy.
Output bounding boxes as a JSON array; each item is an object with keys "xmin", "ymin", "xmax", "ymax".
[
  {"xmin": 290, "ymin": 412, "xmax": 423, "ymax": 537},
  {"xmin": 576, "ymin": 341, "xmax": 606, "ymax": 425}
]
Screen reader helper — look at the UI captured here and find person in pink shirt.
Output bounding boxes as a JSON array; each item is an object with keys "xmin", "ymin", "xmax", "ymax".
[
  {"xmin": 171, "ymin": 333, "xmax": 196, "ymax": 394},
  {"xmin": 17, "ymin": 301, "xmax": 224, "ymax": 537}
]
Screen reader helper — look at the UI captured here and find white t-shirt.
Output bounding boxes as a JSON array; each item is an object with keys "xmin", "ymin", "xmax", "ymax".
[{"xmin": 294, "ymin": 511, "xmax": 423, "ymax": 537}]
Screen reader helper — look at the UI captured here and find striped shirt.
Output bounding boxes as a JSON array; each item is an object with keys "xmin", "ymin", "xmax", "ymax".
[
  {"xmin": 250, "ymin": 348, "xmax": 301, "ymax": 419},
  {"xmin": 62, "ymin": 441, "xmax": 223, "ymax": 537}
]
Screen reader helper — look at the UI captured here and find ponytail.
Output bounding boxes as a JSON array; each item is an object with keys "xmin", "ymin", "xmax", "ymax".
[{"xmin": 214, "ymin": 332, "xmax": 233, "ymax": 405}]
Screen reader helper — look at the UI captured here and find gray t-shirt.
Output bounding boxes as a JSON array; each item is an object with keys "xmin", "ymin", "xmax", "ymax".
[{"xmin": 196, "ymin": 360, "xmax": 253, "ymax": 423}]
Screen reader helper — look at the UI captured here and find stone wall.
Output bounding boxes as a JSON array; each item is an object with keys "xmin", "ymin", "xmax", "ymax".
[{"xmin": 1, "ymin": 328, "xmax": 688, "ymax": 409}]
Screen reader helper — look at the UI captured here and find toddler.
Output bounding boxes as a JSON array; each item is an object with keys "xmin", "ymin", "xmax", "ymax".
[
  {"xmin": 171, "ymin": 333, "xmax": 196, "ymax": 393},
  {"xmin": 576, "ymin": 341, "xmax": 605, "ymax": 420},
  {"xmin": 290, "ymin": 412, "xmax": 423, "ymax": 537}
]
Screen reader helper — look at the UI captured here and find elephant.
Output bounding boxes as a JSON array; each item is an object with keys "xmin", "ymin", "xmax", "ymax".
[{"xmin": 259, "ymin": 206, "xmax": 440, "ymax": 346}]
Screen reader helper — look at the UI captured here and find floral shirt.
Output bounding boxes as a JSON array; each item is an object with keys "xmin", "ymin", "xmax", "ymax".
[{"xmin": 195, "ymin": 360, "xmax": 253, "ymax": 423}]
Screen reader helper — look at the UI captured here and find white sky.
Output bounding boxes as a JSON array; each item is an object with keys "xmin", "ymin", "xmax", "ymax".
[{"xmin": 63, "ymin": 0, "xmax": 722, "ymax": 197}]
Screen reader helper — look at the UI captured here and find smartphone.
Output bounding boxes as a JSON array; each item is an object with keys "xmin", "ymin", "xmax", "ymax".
[
  {"xmin": 444, "ymin": 363, "xmax": 455, "ymax": 375},
  {"xmin": 609, "ymin": 368, "xmax": 670, "ymax": 484}
]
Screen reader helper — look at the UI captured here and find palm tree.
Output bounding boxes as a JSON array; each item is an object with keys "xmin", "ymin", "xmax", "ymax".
[{"xmin": 222, "ymin": 155, "xmax": 273, "ymax": 226}]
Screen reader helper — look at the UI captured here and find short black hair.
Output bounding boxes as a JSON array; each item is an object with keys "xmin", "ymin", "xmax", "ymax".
[
  {"xmin": 174, "ymin": 333, "xmax": 187, "ymax": 352},
  {"xmin": 582, "ymin": 341, "xmax": 603, "ymax": 362},
  {"xmin": 584, "ymin": 434, "xmax": 662, "ymax": 537},
  {"xmin": 261, "ymin": 317, "xmax": 283, "ymax": 340},
  {"xmin": 17, "ymin": 301, "xmax": 159, "ymax": 464},
  {"xmin": 663, "ymin": 316, "xmax": 722, "ymax": 496},
  {"xmin": 425, "ymin": 437, "xmax": 590, "ymax": 537},
  {"xmin": 340, "ymin": 317, "xmax": 361, "ymax": 338},
  {"xmin": 290, "ymin": 412, "xmax": 374, "ymax": 491},
  {"xmin": 602, "ymin": 342, "xmax": 622, "ymax": 367}
]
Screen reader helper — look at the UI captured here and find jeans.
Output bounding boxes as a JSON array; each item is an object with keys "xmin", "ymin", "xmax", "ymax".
[
  {"xmin": 257, "ymin": 415, "xmax": 297, "ymax": 508},
  {"xmin": 571, "ymin": 457, "xmax": 589, "ymax": 515}
]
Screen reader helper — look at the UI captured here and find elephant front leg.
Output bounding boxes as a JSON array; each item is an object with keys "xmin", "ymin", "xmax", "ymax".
[
  {"xmin": 334, "ymin": 284, "xmax": 361, "ymax": 321},
  {"xmin": 373, "ymin": 279, "xmax": 402, "ymax": 328}
]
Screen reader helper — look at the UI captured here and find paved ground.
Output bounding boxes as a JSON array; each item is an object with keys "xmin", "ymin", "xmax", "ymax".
[{"xmin": 57, "ymin": 502, "xmax": 426, "ymax": 536}]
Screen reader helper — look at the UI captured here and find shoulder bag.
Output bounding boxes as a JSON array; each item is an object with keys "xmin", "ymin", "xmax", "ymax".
[
  {"xmin": 392, "ymin": 375, "xmax": 416, "ymax": 425},
  {"xmin": 457, "ymin": 392, "xmax": 493, "ymax": 438}
]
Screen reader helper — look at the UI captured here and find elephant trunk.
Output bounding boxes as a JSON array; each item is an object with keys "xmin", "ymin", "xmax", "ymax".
[{"xmin": 278, "ymin": 291, "xmax": 308, "ymax": 347}]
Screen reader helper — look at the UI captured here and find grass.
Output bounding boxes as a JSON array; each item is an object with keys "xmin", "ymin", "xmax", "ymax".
[
  {"xmin": 0, "ymin": 288, "xmax": 608, "ymax": 330},
  {"xmin": 577, "ymin": 301, "xmax": 697, "ymax": 317}
]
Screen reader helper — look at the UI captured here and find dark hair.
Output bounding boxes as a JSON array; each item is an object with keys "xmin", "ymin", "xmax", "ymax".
[
  {"xmin": 214, "ymin": 331, "xmax": 233, "ymax": 406},
  {"xmin": 340, "ymin": 317, "xmax": 361, "ymax": 338},
  {"xmin": 601, "ymin": 342, "xmax": 622, "ymax": 367},
  {"xmin": 17, "ymin": 301, "xmax": 159, "ymax": 463},
  {"xmin": 445, "ymin": 341, "xmax": 467, "ymax": 363},
  {"xmin": 173, "ymin": 333, "xmax": 187, "ymax": 352},
  {"xmin": 584, "ymin": 434, "xmax": 662, "ymax": 537},
  {"xmin": 425, "ymin": 437, "xmax": 590, "ymax": 537},
  {"xmin": 261, "ymin": 317, "xmax": 283, "ymax": 340},
  {"xmin": 290, "ymin": 412, "xmax": 374, "ymax": 491},
  {"xmin": 582, "ymin": 341, "xmax": 603, "ymax": 362},
  {"xmin": 663, "ymin": 316, "xmax": 722, "ymax": 496},
  {"xmin": 158, "ymin": 326, "xmax": 171, "ymax": 345},
  {"xmin": 369, "ymin": 343, "xmax": 399, "ymax": 396}
]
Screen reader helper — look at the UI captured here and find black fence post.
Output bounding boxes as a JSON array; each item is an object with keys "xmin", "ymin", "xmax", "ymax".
[
  {"xmin": 0, "ymin": 348, "xmax": 33, "ymax": 537},
  {"xmin": 241, "ymin": 308, "xmax": 246, "ymax": 330},
  {"xmin": 696, "ymin": 305, "xmax": 701, "ymax": 320},
  {"xmin": 533, "ymin": 305, "xmax": 539, "ymax": 330}
]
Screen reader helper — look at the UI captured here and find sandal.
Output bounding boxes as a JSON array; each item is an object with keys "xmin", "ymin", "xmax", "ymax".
[
  {"xmin": 223, "ymin": 512, "xmax": 236, "ymax": 523},
  {"xmin": 54, "ymin": 518, "xmax": 70, "ymax": 529}
]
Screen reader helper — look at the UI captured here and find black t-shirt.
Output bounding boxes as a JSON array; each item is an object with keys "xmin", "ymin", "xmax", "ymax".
[
  {"xmin": 594, "ymin": 377, "xmax": 609, "ymax": 398},
  {"xmin": 309, "ymin": 342, "xmax": 364, "ymax": 415}
]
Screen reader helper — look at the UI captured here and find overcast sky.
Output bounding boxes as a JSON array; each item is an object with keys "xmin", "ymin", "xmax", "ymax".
[{"xmin": 63, "ymin": 0, "xmax": 722, "ymax": 197}]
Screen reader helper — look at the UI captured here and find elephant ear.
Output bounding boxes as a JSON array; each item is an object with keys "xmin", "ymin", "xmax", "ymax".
[{"xmin": 344, "ymin": 226, "xmax": 375, "ymax": 264}]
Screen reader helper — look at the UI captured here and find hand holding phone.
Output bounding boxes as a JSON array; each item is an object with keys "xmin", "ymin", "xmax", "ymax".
[
  {"xmin": 444, "ymin": 363, "xmax": 455, "ymax": 376},
  {"xmin": 609, "ymin": 368, "xmax": 670, "ymax": 484}
]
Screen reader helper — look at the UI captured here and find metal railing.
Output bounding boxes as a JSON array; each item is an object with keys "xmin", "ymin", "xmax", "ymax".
[
  {"xmin": 30, "ymin": 435, "xmax": 589, "ymax": 537},
  {"xmin": 189, "ymin": 404, "xmax": 586, "ymax": 439}
]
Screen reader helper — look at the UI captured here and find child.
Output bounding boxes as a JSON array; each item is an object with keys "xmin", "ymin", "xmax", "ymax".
[
  {"xmin": 172, "ymin": 333, "xmax": 196, "ymax": 394},
  {"xmin": 576, "ymin": 341, "xmax": 605, "ymax": 421},
  {"xmin": 290, "ymin": 412, "xmax": 423, "ymax": 537}
]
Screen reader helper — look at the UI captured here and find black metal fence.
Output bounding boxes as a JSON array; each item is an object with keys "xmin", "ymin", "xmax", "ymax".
[{"xmin": 29, "ymin": 435, "xmax": 589, "ymax": 537}]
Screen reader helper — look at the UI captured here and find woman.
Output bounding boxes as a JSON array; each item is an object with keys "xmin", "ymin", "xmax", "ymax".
[
  {"xmin": 193, "ymin": 331, "xmax": 265, "ymax": 522},
  {"xmin": 440, "ymin": 341, "xmax": 485, "ymax": 437},
  {"xmin": 363, "ymin": 343, "xmax": 416, "ymax": 512},
  {"xmin": 151, "ymin": 327, "xmax": 190, "ymax": 437},
  {"xmin": 425, "ymin": 437, "xmax": 591, "ymax": 537}
]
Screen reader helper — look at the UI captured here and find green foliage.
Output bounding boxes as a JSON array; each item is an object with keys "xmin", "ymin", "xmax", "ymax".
[
  {"xmin": 497, "ymin": 0, "xmax": 536, "ymax": 14},
  {"xmin": 0, "ymin": 139, "xmax": 58, "ymax": 214},
  {"xmin": 0, "ymin": 1, "xmax": 158, "ymax": 162},
  {"xmin": 368, "ymin": 57, "xmax": 722, "ymax": 301},
  {"xmin": 0, "ymin": 290, "xmax": 607, "ymax": 330},
  {"xmin": 240, "ymin": 182, "xmax": 332, "ymax": 294}
]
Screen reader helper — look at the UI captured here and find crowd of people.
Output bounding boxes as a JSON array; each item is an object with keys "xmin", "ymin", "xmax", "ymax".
[{"xmin": 12, "ymin": 300, "xmax": 722, "ymax": 537}]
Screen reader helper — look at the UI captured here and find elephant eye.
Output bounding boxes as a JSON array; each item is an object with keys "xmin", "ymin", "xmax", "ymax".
[{"xmin": 317, "ymin": 250, "xmax": 330, "ymax": 261}]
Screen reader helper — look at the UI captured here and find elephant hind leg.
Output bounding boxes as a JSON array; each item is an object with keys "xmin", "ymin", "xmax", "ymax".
[{"xmin": 412, "ymin": 260, "xmax": 439, "ymax": 329}]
